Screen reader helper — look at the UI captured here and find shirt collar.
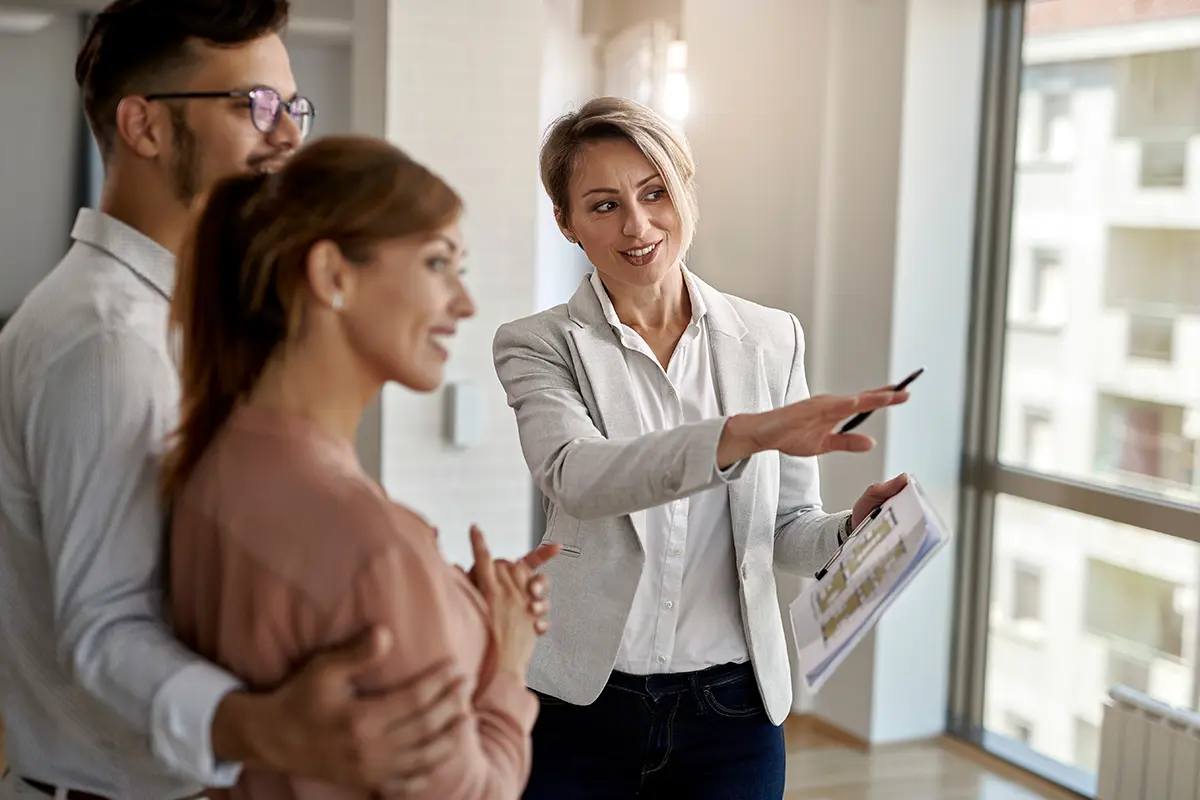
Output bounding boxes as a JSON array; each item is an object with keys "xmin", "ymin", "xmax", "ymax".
[
  {"xmin": 71, "ymin": 208, "xmax": 175, "ymax": 300},
  {"xmin": 588, "ymin": 265, "xmax": 708, "ymax": 334}
]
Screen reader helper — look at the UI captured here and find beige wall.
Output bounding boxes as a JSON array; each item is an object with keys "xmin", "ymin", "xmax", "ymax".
[
  {"xmin": 582, "ymin": 0, "xmax": 682, "ymax": 38},
  {"xmin": 683, "ymin": 0, "xmax": 985, "ymax": 743},
  {"xmin": 370, "ymin": 0, "xmax": 548, "ymax": 568}
]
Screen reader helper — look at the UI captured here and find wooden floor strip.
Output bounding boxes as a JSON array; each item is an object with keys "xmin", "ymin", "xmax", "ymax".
[
  {"xmin": 783, "ymin": 714, "xmax": 1082, "ymax": 800},
  {"xmin": 0, "ymin": 713, "xmax": 1086, "ymax": 799}
]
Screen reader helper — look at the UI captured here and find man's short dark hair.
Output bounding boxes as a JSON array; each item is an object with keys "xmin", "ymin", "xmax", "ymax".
[{"xmin": 76, "ymin": 0, "xmax": 291, "ymax": 157}]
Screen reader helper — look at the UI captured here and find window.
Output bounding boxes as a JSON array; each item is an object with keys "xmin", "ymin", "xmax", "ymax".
[
  {"xmin": 1086, "ymin": 558, "xmax": 1185, "ymax": 659},
  {"xmin": 1012, "ymin": 562, "xmax": 1042, "ymax": 622},
  {"xmin": 979, "ymin": 499, "xmax": 1198, "ymax": 791},
  {"xmin": 1021, "ymin": 408, "xmax": 1054, "ymax": 472},
  {"xmin": 1037, "ymin": 93, "xmax": 1074, "ymax": 163},
  {"xmin": 1029, "ymin": 247, "xmax": 1065, "ymax": 326},
  {"xmin": 1140, "ymin": 139, "xmax": 1188, "ymax": 188},
  {"xmin": 1116, "ymin": 50, "xmax": 1200, "ymax": 141},
  {"xmin": 1106, "ymin": 649, "xmax": 1151, "ymax": 694},
  {"xmin": 954, "ymin": 3, "xmax": 1200, "ymax": 796},
  {"xmin": 1127, "ymin": 314, "xmax": 1174, "ymax": 361},
  {"xmin": 1105, "ymin": 227, "xmax": 1200, "ymax": 317},
  {"xmin": 1094, "ymin": 394, "xmax": 1195, "ymax": 490}
]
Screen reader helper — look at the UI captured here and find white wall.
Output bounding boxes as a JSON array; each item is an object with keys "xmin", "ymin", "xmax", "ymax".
[
  {"xmin": 537, "ymin": 0, "xmax": 598, "ymax": 313},
  {"xmin": 866, "ymin": 0, "xmax": 984, "ymax": 745},
  {"xmin": 0, "ymin": 13, "xmax": 82, "ymax": 316},
  {"xmin": 374, "ymin": 0, "xmax": 546, "ymax": 568},
  {"xmin": 685, "ymin": 0, "xmax": 985, "ymax": 742}
]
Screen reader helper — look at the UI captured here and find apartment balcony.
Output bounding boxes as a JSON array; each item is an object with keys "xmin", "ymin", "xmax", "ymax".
[
  {"xmin": 1094, "ymin": 308, "xmax": 1200, "ymax": 399},
  {"xmin": 1106, "ymin": 136, "xmax": 1200, "ymax": 227},
  {"xmin": 1080, "ymin": 634, "xmax": 1192, "ymax": 716}
]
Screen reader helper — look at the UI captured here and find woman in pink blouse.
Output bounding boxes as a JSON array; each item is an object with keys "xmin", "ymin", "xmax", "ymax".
[{"xmin": 162, "ymin": 136, "xmax": 550, "ymax": 800}]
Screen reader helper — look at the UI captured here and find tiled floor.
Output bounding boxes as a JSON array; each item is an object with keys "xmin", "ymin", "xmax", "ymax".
[{"xmin": 782, "ymin": 717, "xmax": 1080, "ymax": 800}]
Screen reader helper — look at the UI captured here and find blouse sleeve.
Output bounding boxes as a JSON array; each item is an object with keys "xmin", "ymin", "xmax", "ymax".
[{"xmin": 343, "ymin": 519, "xmax": 538, "ymax": 800}]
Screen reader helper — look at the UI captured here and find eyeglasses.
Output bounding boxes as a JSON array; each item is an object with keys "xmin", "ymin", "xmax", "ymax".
[{"xmin": 143, "ymin": 86, "xmax": 315, "ymax": 140}]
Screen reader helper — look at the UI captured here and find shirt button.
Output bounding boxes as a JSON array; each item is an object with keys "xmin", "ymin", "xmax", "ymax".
[
  {"xmin": 671, "ymin": 546, "xmax": 683, "ymax": 556},
  {"xmin": 664, "ymin": 600, "xmax": 674, "ymax": 609},
  {"xmin": 657, "ymin": 655, "xmax": 667, "ymax": 663}
]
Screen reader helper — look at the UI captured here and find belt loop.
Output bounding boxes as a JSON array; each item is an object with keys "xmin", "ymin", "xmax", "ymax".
[
  {"xmin": 54, "ymin": 788, "xmax": 68, "ymax": 800},
  {"xmin": 688, "ymin": 672, "xmax": 707, "ymax": 714}
]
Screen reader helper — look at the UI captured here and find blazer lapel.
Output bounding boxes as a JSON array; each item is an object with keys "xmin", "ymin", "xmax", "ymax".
[
  {"xmin": 567, "ymin": 279, "xmax": 648, "ymax": 547},
  {"xmin": 698, "ymin": 277, "xmax": 768, "ymax": 567},
  {"xmin": 567, "ymin": 326, "xmax": 644, "ymax": 442}
]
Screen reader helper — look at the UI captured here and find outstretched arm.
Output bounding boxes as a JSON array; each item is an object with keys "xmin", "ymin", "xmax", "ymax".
[{"xmin": 493, "ymin": 322, "xmax": 905, "ymax": 525}]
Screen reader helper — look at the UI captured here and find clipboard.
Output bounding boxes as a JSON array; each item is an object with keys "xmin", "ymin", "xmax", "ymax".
[{"xmin": 788, "ymin": 476, "xmax": 952, "ymax": 692}]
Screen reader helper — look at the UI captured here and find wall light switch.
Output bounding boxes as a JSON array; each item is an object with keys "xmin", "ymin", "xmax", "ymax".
[{"xmin": 443, "ymin": 380, "xmax": 484, "ymax": 449}]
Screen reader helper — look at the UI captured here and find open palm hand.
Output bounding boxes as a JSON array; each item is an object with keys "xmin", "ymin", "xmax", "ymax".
[{"xmin": 751, "ymin": 390, "xmax": 909, "ymax": 458}]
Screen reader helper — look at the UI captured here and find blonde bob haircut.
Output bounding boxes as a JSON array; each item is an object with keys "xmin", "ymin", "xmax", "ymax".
[{"xmin": 539, "ymin": 96, "xmax": 699, "ymax": 256}]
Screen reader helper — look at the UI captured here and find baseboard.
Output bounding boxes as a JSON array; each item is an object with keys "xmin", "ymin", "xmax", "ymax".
[{"xmin": 783, "ymin": 713, "xmax": 870, "ymax": 752}]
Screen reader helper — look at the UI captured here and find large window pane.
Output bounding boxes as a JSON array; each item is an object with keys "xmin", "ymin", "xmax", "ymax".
[
  {"xmin": 984, "ymin": 494, "xmax": 1199, "ymax": 775},
  {"xmin": 999, "ymin": 2, "xmax": 1200, "ymax": 506}
]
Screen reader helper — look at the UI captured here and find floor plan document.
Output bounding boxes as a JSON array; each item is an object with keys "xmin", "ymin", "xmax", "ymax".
[{"xmin": 788, "ymin": 477, "xmax": 952, "ymax": 693}]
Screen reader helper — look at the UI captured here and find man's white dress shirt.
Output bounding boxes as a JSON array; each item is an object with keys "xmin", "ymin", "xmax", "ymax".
[{"xmin": 0, "ymin": 209, "xmax": 242, "ymax": 797}]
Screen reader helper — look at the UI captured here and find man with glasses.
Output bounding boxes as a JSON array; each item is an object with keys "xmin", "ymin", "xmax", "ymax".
[{"xmin": 0, "ymin": 2, "xmax": 470, "ymax": 798}]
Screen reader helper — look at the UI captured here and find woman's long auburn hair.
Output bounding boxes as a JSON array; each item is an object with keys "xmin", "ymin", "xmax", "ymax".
[{"xmin": 161, "ymin": 135, "xmax": 462, "ymax": 502}]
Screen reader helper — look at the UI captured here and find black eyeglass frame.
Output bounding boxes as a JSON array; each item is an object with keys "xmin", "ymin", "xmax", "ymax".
[{"xmin": 143, "ymin": 86, "xmax": 315, "ymax": 138}]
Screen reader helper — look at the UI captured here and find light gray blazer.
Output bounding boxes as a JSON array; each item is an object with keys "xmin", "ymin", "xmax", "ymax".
[{"xmin": 492, "ymin": 272, "xmax": 849, "ymax": 725}]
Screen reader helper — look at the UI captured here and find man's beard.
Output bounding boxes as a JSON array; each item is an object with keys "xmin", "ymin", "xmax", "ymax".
[
  {"xmin": 166, "ymin": 109, "xmax": 290, "ymax": 202},
  {"xmin": 168, "ymin": 105, "xmax": 200, "ymax": 204}
]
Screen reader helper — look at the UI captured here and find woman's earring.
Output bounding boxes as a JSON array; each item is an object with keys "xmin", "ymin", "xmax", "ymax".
[{"xmin": 331, "ymin": 292, "xmax": 344, "ymax": 311}]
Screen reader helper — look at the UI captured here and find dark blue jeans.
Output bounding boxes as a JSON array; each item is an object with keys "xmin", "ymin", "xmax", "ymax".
[{"xmin": 522, "ymin": 662, "xmax": 785, "ymax": 800}]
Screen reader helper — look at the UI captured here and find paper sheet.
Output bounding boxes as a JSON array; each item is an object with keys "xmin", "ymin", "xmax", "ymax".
[{"xmin": 789, "ymin": 477, "xmax": 952, "ymax": 693}]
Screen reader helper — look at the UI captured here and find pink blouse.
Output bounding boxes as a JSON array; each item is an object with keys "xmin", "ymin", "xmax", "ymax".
[{"xmin": 170, "ymin": 404, "xmax": 537, "ymax": 800}]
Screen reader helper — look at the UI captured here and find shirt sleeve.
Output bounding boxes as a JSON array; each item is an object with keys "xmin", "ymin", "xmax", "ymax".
[
  {"xmin": 346, "ymin": 524, "xmax": 538, "ymax": 800},
  {"xmin": 26, "ymin": 330, "xmax": 242, "ymax": 786}
]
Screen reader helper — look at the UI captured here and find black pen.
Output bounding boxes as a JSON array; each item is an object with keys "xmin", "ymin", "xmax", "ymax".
[
  {"xmin": 815, "ymin": 505, "xmax": 882, "ymax": 581},
  {"xmin": 838, "ymin": 367, "xmax": 925, "ymax": 434}
]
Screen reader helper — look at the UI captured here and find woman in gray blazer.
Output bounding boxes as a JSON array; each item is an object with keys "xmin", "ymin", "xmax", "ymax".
[{"xmin": 493, "ymin": 96, "xmax": 910, "ymax": 800}]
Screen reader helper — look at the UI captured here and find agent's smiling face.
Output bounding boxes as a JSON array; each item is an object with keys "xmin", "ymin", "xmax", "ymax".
[{"xmin": 560, "ymin": 137, "xmax": 682, "ymax": 291}]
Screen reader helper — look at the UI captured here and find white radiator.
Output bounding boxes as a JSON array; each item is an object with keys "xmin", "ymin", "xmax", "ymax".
[{"xmin": 1098, "ymin": 685, "xmax": 1200, "ymax": 800}]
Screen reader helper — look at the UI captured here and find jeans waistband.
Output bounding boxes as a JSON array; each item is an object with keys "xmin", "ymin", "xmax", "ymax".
[{"xmin": 607, "ymin": 661, "xmax": 754, "ymax": 699}]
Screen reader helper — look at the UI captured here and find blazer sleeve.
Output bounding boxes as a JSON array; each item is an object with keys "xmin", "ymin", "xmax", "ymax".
[
  {"xmin": 492, "ymin": 321, "xmax": 748, "ymax": 522},
  {"xmin": 346, "ymin": 526, "xmax": 538, "ymax": 800},
  {"xmin": 772, "ymin": 313, "xmax": 851, "ymax": 572}
]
